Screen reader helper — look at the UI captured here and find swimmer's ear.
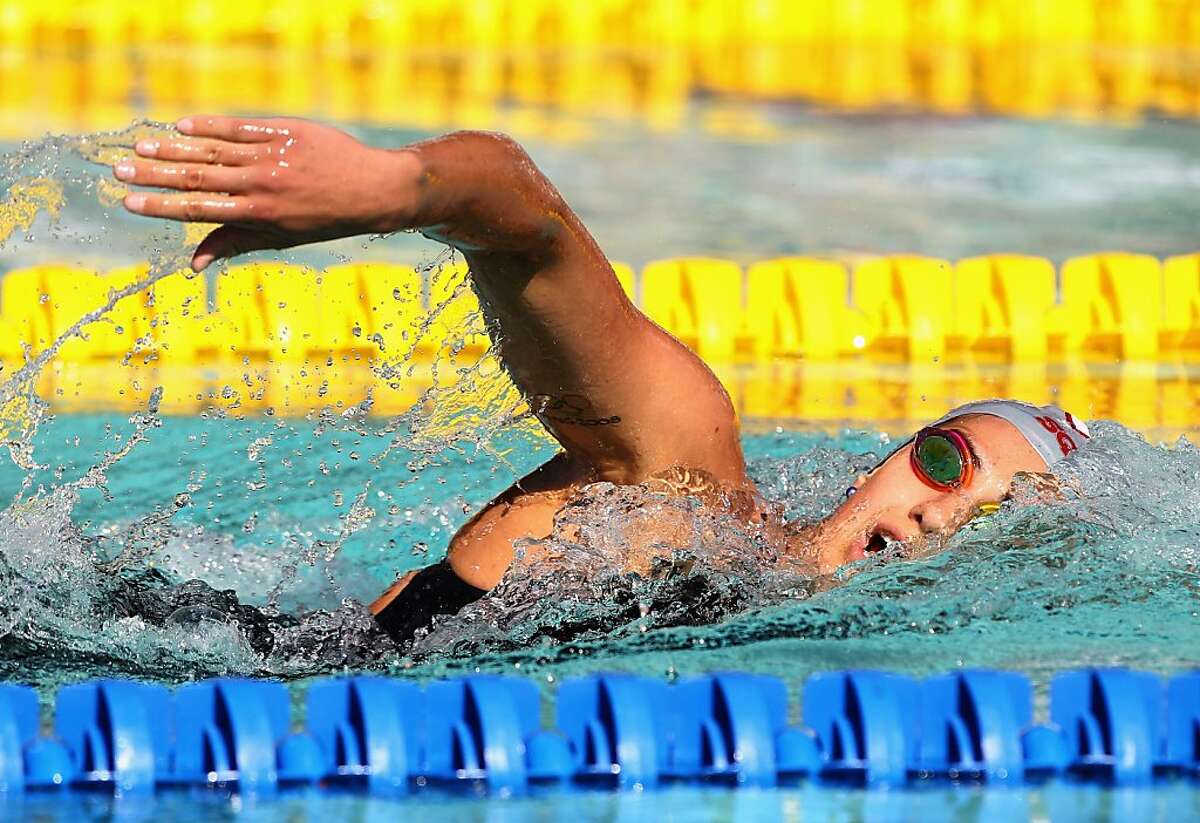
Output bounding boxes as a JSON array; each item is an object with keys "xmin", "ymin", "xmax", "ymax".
[
  {"xmin": 1007, "ymin": 471, "xmax": 1071, "ymax": 505},
  {"xmin": 191, "ymin": 225, "xmax": 277, "ymax": 271}
]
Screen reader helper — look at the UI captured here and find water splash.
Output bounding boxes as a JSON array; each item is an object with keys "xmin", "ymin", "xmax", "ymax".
[
  {"xmin": 0, "ymin": 178, "xmax": 63, "ymax": 247},
  {"xmin": 0, "ymin": 124, "xmax": 545, "ymax": 690}
]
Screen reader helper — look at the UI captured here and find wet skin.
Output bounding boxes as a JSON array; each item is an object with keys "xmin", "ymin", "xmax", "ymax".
[{"xmin": 112, "ymin": 116, "xmax": 1047, "ymax": 615}]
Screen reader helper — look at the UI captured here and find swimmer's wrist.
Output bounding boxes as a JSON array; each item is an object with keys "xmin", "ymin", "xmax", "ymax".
[{"xmin": 369, "ymin": 147, "xmax": 424, "ymax": 234}]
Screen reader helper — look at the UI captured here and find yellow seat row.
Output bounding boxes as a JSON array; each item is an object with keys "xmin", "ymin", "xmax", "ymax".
[
  {"xmin": 28, "ymin": 357, "xmax": 1200, "ymax": 435},
  {"xmin": 5, "ymin": 45, "xmax": 1200, "ymax": 135},
  {"xmin": 3, "ymin": 251, "xmax": 1200, "ymax": 367},
  {"xmin": 2, "ymin": 0, "xmax": 1197, "ymax": 48},
  {"xmin": 633, "ymin": 252, "xmax": 1200, "ymax": 363},
  {"xmin": 0, "ymin": 260, "xmax": 491, "ymax": 366}
]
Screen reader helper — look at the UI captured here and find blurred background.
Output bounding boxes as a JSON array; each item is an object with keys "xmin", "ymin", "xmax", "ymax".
[
  {"xmin": 2, "ymin": 0, "xmax": 1200, "ymax": 137},
  {"xmin": 2, "ymin": 0, "xmax": 1200, "ymax": 438}
]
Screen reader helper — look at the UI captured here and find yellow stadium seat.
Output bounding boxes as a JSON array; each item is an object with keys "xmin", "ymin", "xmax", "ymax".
[
  {"xmin": 641, "ymin": 257, "xmax": 744, "ymax": 361},
  {"xmin": 1095, "ymin": 0, "xmax": 1158, "ymax": 115},
  {"xmin": 213, "ymin": 263, "xmax": 269, "ymax": 360},
  {"xmin": 610, "ymin": 261, "xmax": 636, "ymax": 301},
  {"xmin": 145, "ymin": 269, "xmax": 212, "ymax": 364},
  {"xmin": 256, "ymin": 263, "xmax": 321, "ymax": 362},
  {"xmin": 317, "ymin": 264, "xmax": 371, "ymax": 358},
  {"xmin": 102, "ymin": 264, "xmax": 160, "ymax": 357},
  {"xmin": 426, "ymin": 258, "xmax": 491, "ymax": 359},
  {"xmin": 851, "ymin": 255, "xmax": 953, "ymax": 362},
  {"xmin": 1, "ymin": 266, "xmax": 52, "ymax": 352},
  {"xmin": 744, "ymin": 257, "xmax": 865, "ymax": 360},
  {"xmin": 40, "ymin": 265, "xmax": 136, "ymax": 363},
  {"xmin": 509, "ymin": 0, "xmax": 603, "ymax": 46},
  {"xmin": 1055, "ymin": 252, "xmax": 1161, "ymax": 360},
  {"xmin": 362, "ymin": 264, "xmax": 426, "ymax": 358},
  {"xmin": 215, "ymin": 263, "xmax": 321, "ymax": 362},
  {"xmin": 908, "ymin": 0, "xmax": 975, "ymax": 109},
  {"xmin": 320, "ymin": 262, "xmax": 426, "ymax": 360},
  {"xmin": 951, "ymin": 255, "xmax": 1056, "ymax": 362},
  {"xmin": 39, "ymin": 266, "xmax": 98, "ymax": 360},
  {"xmin": 1163, "ymin": 253, "xmax": 1200, "ymax": 354},
  {"xmin": 0, "ymin": 317, "xmax": 22, "ymax": 362}
]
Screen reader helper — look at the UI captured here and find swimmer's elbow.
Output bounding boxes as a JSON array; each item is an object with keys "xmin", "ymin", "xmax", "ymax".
[
  {"xmin": 425, "ymin": 129, "xmax": 541, "ymax": 193},
  {"xmin": 407, "ymin": 130, "xmax": 571, "ymax": 255},
  {"xmin": 449, "ymin": 129, "xmax": 533, "ymax": 167}
]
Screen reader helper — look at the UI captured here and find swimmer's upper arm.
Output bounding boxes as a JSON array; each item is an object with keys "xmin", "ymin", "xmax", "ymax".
[{"xmin": 402, "ymin": 132, "xmax": 748, "ymax": 487}]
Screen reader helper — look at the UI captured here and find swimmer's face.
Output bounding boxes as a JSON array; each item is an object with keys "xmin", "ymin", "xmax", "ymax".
[{"xmin": 802, "ymin": 414, "xmax": 1047, "ymax": 574}]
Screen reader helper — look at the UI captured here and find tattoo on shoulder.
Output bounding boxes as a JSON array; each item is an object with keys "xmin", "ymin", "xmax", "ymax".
[
  {"xmin": 530, "ymin": 393, "xmax": 622, "ymax": 427},
  {"xmin": 644, "ymin": 466, "xmax": 762, "ymax": 519},
  {"xmin": 644, "ymin": 466, "xmax": 721, "ymax": 498}
]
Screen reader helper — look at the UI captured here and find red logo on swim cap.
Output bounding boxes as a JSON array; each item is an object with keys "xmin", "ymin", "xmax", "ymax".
[
  {"xmin": 1036, "ymin": 415, "xmax": 1077, "ymax": 456},
  {"xmin": 1064, "ymin": 412, "xmax": 1089, "ymax": 438}
]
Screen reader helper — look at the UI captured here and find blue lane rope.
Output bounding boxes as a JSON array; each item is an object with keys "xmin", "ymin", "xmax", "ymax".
[{"xmin": 0, "ymin": 668, "xmax": 1197, "ymax": 794}]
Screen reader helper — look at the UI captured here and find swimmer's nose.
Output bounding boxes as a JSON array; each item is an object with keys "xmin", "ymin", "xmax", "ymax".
[{"xmin": 909, "ymin": 498, "xmax": 960, "ymax": 535}]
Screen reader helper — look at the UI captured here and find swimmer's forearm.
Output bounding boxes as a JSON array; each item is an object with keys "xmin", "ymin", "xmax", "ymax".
[
  {"xmin": 114, "ymin": 117, "xmax": 580, "ymax": 271},
  {"xmin": 388, "ymin": 130, "xmax": 574, "ymax": 258}
]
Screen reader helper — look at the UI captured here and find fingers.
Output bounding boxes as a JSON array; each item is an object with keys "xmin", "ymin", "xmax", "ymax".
[
  {"xmin": 191, "ymin": 225, "xmax": 278, "ymax": 272},
  {"xmin": 134, "ymin": 136, "xmax": 261, "ymax": 166},
  {"xmin": 130, "ymin": 115, "xmax": 284, "ymax": 164},
  {"xmin": 113, "ymin": 158, "xmax": 256, "ymax": 194},
  {"xmin": 177, "ymin": 115, "xmax": 282, "ymax": 143},
  {"xmin": 123, "ymin": 191, "xmax": 250, "ymax": 224}
]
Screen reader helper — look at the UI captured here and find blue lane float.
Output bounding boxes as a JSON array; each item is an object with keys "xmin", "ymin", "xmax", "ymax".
[
  {"xmin": 803, "ymin": 670, "xmax": 918, "ymax": 786},
  {"xmin": 173, "ymin": 678, "xmax": 294, "ymax": 791},
  {"xmin": 305, "ymin": 676, "xmax": 422, "ymax": 790},
  {"xmin": 1050, "ymin": 668, "xmax": 1164, "ymax": 784},
  {"xmin": 556, "ymin": 674, "xmax": 672, "ymax": 789},
  {"xmin": 423, "ymin": 675, "xmax": 572, "ymax": 791},
  {"xmin": 917, "ymin": 669, "xmax": 1032, "ymax": 783},
  {"xmin": 672, "ymin": 673, "xmax": 819, "ymax": 786},
  {"xmin": 1166, "ymin": 671, "xmax": 1200, "ymax": 775},
  {"xmin": 55, "ymin": 680, "xmax": 172, "ymax": 793},
  {"xmin": 0, "ymin": 667, "xmax": 1197, "ymax": 795}
]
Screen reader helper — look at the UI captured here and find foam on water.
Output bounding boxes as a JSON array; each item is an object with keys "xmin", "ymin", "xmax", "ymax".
[{"xmin": 1, "ymin": 123, "xmax": 1199, "ymax": 697}]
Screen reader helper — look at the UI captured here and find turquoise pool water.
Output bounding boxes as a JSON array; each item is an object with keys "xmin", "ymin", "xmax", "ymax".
[
  {"xmin": 3, "ymin": 408, "xmax": 1198, "ymax": 701},
  {"xmin": 4, "ymin": 782, "xmax": 1198, "ymax": 822}
]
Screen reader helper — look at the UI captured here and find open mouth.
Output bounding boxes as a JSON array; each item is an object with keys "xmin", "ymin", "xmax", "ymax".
[{"xmin": 864, "ymin": 531, "xmax": 889, "ymax": 555}]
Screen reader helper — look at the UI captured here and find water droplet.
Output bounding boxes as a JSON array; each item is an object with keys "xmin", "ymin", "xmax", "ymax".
[{"xmin": 166, "ymin": 605, "xmax": 228, "ymax": 630}]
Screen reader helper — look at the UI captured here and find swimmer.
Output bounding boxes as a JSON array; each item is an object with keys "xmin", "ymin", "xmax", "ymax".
[{"xmin": 112, "ymin": 117, "xmax": 1089, "ymax": 641}]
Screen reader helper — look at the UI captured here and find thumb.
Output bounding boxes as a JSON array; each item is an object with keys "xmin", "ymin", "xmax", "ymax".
[{"xmin": 191, "ymin": 225, "xmax": 278, "ymax": 272}]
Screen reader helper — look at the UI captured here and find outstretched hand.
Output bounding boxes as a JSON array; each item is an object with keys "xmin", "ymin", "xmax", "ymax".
[{"xmin": 114, "ymin": 116, "xmax": 416, "ymax": 271}]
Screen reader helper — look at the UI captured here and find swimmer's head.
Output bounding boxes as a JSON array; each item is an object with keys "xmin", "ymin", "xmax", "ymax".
[{"xmin": 801, "ymin": 400, "xmax": 1089, "ymax": 574}]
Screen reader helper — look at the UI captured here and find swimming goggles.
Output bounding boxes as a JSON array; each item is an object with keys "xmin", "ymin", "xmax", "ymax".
[{"xmin": 910, "ymin": 427, "xmax": 976, "ymax": 491}]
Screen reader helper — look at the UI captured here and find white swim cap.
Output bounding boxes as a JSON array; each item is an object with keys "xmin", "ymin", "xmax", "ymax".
[{"xmin": 930, "ymin": 399, "xmax": 1090, "ymax": 468}]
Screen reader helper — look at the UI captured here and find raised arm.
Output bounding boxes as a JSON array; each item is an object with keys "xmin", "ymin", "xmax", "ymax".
[{"xmin": 116, "ymin": 117, "xmax": 749, "ymax": 489}]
